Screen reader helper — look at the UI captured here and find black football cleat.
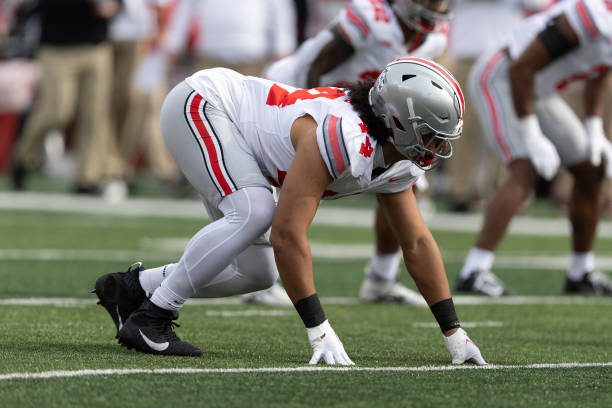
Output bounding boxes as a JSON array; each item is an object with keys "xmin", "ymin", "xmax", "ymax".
[
  {"xmin": 117, "ymin": 299, "xmax": 202, "ymax": 357},
  {"xmin": 92, "ymin": 262, "xmax": 147, "ymax": 336},
  {"xmin": 564, "ymin": 271, "xmax": 612, "ymax": 295}
]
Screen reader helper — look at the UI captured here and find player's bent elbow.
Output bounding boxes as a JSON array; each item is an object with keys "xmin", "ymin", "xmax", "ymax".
[
  {"xmin": 270, "ymin": 223, "xmax": 310, "ymax": 267},
  {"xmin": 269, "ymin": 225, "xmax": 297, "ymax": 256}
]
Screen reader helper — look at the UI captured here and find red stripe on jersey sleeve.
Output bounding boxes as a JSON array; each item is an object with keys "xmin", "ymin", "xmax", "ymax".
[
  {"xmin": 576, "ymin": 0, "xmax": 599, "ymax": 38},
  {"xmin": 345, "ymin": 5, "xmax": 370, "ymax": 37},
  {"xmin": 327, "ymin": 115, "xmax": 347, "ymax": 176}
]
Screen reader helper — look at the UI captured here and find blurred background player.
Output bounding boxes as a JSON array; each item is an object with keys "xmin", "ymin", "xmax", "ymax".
[
  {"xmin": 10, "ymin": 0, "xmax": 125, "ymax": 196},
  {"xmin": 441, "ymin": 0, "xmax": 548, "ymax": 213},
  {"xmin": 243, "ymin": 0, "xmax": 454, "ymax": 306},
  {"xmin": 458, "ymin": 0, "xmax": 612, "ymax": 296},
  {"xmin": 108, "ymin": 0, "xmax": 179, "ymax": 193}
]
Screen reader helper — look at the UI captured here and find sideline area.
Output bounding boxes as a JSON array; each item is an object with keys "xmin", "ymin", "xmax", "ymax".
[{"xmin": 1, "ymin": 191, "xmax": 611, "ymax": 237}]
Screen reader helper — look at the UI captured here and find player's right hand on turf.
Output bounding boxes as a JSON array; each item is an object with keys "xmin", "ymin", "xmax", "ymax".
[
  {"xmin": 443, "ymin": 328, "xmax": 487, "ymax": 365},
  {"xmin": 520, "ymin": 115, "xmax": 560, "ymax": 180},
  {"xmin": 306, "ymin": 320, "xmax": 354, "ymax": 365}
]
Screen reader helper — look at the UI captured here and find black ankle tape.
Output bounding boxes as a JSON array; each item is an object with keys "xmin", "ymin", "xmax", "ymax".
[
  {"xmin": 294, "ymin": 294, "xmax": 326, "ymax": 328},
  {"xmin": 430, "ymin": 298, "xmax": 461, "ymax": 333}
]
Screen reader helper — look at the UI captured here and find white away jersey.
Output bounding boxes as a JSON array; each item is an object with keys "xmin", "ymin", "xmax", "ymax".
[
  {"xmin": 185, "ymin": 68, "xmax": 423, "ymax": 199},
  {"xmin": 507, "ymin": 0, "xmax": 612, "ymax": 97},
  {"xmin": 264, "ymin": 0, "xmax": 448, "ymax": 87}
]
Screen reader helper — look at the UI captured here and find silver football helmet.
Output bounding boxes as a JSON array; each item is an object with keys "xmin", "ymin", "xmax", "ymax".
[
  {"xmin": 368, "ymin": 57, "xmax": 464, "ymax": 170},
  {"xmin": 392, "ymin": 0, "xmax": 453, "ymax": 33}
]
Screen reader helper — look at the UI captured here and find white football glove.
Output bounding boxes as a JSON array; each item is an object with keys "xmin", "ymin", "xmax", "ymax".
[
  {"xmin": 585, "ymin": 116, "xmax": 612, "ymax": 178},
  {"xmin": 520, "ymin": 115, "xmax": 560, "ymax": 180},
  {"xmin": 443, "ymin": 328, "xmax": 487, "ymax": 365},
  {"xmin": 306, "ymin": 320, "xmax": 354, "ymax": 365}
]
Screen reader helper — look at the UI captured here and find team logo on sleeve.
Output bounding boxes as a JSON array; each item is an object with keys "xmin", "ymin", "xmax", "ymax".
[{"xmin": 359, "ymin": 136, "xmax": 374, "ymax": 158}]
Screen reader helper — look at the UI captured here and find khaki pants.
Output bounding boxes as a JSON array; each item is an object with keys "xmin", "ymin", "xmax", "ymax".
[
  {"xmin": 112, "ymin": 40, "xmax": 177, "ymax": 181},
  {"xmin": 16, "ymin": 44, "xmax": 123, "ymax": 184},
  {"xmin": 441, "ymin": 55, "xmax": 506, "ymax": 205}
]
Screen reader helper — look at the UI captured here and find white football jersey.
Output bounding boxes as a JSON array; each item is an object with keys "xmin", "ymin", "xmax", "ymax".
[
  {"xmin": 185, "ymin": 68, "xmax": 423, "ymax": 199},
  {"xmin": 507, "ymin": 0, "xmax": 612, "ymax": 97},
  {"xmin": 265, "ymin": 0, "xmax": 448, "ymax": 87}
]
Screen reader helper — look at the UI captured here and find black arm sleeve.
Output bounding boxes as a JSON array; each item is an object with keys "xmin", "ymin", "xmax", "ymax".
[{"xmin": 537, "ymin": 17, "xmax": 578, "ymax": 60}]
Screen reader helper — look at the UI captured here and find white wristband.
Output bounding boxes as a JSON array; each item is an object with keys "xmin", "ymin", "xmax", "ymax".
[{"xmin": 517, "ymin": 114, "xmax": 544, "ymax": 142}]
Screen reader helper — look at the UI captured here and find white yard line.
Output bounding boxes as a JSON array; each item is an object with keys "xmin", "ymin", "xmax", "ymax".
[
  {"xmin": 1, "ymin": 192, "xmax": 611, "ymax": 237},
  {"xmin": 1, "ymin": 362, "xmax": 611, "ymax": 381},
  {"xmin": 4, "ymin": 245, "xmax": 612, "ymax": 271},
  {"xmin": 1, "ymin": 295, "xmax": 611, "ymax": 308},
  {"xmin": 413, "ymin": 321, "xmax": 505, "ymax": 328}
]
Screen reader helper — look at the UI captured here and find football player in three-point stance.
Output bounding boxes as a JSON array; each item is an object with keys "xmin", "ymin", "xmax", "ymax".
[
  {"xmin": 457, "ymin": 0, "xmax": 612, "ymax": 296},
  {"xmin": 244, "ymin": 0, "xmax": 454, "ymax": 306},
  {"xmin": 94, "ymin": 57, "xmax": 486, "ymax": 365}
]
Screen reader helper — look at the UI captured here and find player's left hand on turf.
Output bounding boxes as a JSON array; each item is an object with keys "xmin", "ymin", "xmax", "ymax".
[
  {"xmin": 585, "ymin": 116, "xmax": 612, "ymax": 178},
  {"xmin": 443, "ymin": 328, "xmax": 487, "ymax": 365},
  {"xmin": 306, "ymin": 320, "xmax": 354, "ymax": 365}
]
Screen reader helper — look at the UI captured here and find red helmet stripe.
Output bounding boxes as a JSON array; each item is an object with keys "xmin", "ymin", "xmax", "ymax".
[{"xmin": 393, "ymin": 56, "xmax": 465, "ymax": 117}]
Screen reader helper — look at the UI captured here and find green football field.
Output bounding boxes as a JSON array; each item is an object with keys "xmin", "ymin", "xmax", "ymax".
[{"xmin": 0, "ymin": 196, "xmax": 611, "ymax": 408}]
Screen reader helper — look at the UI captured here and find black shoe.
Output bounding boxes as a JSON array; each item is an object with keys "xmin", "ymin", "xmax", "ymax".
[
  {"xmin": 564, "ymin": 271, "xmax": 612, "ymax": 295},
  {"xmin": 117, "ymin": 299, "xmax": 202, "ymax": 357},
  {"xmin": 92, "ymin": 262, "xmax": 147, "ymax": 336},
  {"xmin": 74, "ymin": 183, "xmax": 102, "ymax": 195},
  {"xmin": 10, "ymin": 161, "xmax": 28, "ymax": 191},
  {"xmin": 456, "ymin": 269, "xmax": 512, "ymax": 297},
  {"xmin": 449, "ymin": 200, "xmax": 471, "ymax": 213}
]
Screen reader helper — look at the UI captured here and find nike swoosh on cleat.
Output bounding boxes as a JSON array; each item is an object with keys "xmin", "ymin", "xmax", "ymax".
[
  {"xmin": 139, "ymin": 330, "xmax": 169, "ymax": 352},
  {"xmin": 116, "ymin": 305, "xmax": 123, "ymax": 331}
]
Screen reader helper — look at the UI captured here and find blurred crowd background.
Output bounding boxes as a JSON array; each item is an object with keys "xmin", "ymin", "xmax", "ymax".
[{"xmin": 0, "ymin": 0, "xmax": 610, "ymax": 215}]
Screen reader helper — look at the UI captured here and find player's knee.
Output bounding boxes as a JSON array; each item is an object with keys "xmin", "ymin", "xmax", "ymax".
[
  {"xmin": 509, "ymin": 159, "xmax": 538, "ymax": 195},
  {"xmin": 570, "ymin": 162, "xmax": 605, "ymax": 193},
  {"xmin": 222, "ymin": 187, "xmax": 275, "ymax": 234}
]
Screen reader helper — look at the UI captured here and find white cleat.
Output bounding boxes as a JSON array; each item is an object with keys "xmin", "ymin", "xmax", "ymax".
[
  {"xmin": 241, "ymin": 281, "xmax": 292, "ymax": 306},
  {"xmin": 456, "ymin": 269, "xmax": 511, "ymax": 297},
  {"xmin": 359, "ymin": 277, "xmax": 425, "ymax": 305}
]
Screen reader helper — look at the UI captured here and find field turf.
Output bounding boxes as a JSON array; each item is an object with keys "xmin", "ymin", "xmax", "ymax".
[{"xmin": 0, "ymin": 202, "xmax": 611, "ymax": 407}]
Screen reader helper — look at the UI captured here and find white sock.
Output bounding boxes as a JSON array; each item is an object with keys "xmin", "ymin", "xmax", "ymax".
[
  {"xmin": 139, "ymin": 264, "xmax": 177, "ymax": 297},
  {"xmin": 460, "ymin": 247, "xmax": 495, "ymax": 278},
  {"xmin": 150, "ymin": 275, "xmax": 188, "ymax": 311},
  {"xmin": 367, "ymin": 251, "xmax": 402, "ymax": 281},
  {"xmin": 567, "ymin": 252, "xmax": 594, "ymax": 281}
]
